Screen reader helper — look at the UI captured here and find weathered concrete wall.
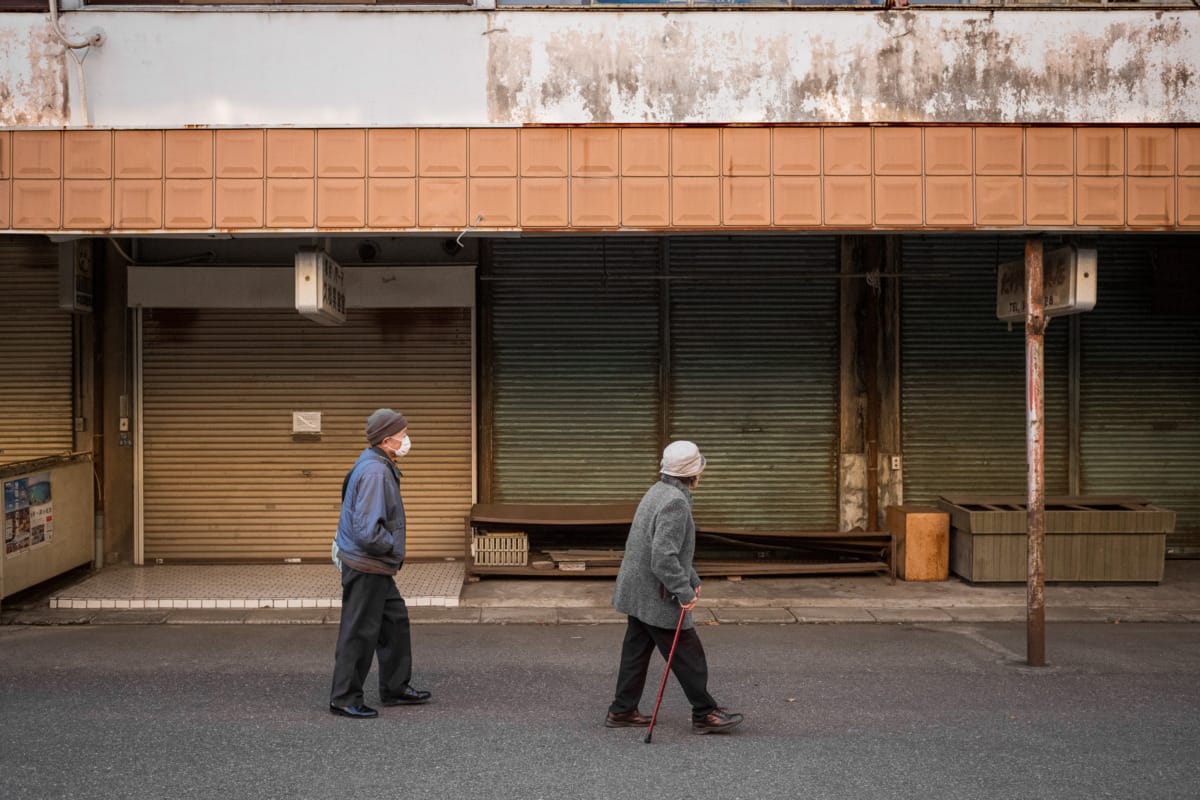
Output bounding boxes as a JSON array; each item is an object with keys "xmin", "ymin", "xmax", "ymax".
[
  {"xmin": 1, "ymin": 10, "xmax": 1196, "ymax": 128},
  {"xmin": 0, "ymin": 18, "xmax": 68, "ymax": 126},
  {"xmin": 489, "ymin": 11, "xmax": 1200, "ymax": 124}
]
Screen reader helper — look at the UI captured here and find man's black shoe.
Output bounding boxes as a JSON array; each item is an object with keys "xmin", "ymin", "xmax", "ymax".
[
  {"xmin": 380, "ymin": 685, "xmax": 432, "ymax": 706},
  {"xmin": 692, "ymin": 707, "xmax": 744, "ymax": 734},
  {"xmin": 329, "ymin": 703, "xmax": 379, "ymax": 719}
]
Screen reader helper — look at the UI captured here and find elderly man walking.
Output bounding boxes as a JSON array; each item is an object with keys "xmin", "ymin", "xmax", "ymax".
[
  {"xmin": 605, "ymin": 441, "xmax": 744, "ymax": 735},
  {"xmin": 329, "ymin": 408, "xmax": 431, "ymax": 719}
]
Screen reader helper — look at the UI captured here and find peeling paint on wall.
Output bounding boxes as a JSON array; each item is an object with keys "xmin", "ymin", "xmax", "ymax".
[
  {"xmin": 486, "ymin": 11, "xmax": 1200, "ymax": 124},
  {"xmin": 0, "ymin": 21, "xmax": 68, "ymax": 126},
  {"xmin": 0, "ymin": 10, "xmax": 1196, "ymax": 127},
  {"xmin": 840, "ymin": 454, "xmax": 868, "ymax": 533}
]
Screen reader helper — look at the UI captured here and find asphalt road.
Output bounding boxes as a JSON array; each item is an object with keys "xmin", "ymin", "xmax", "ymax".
[{"xmin": 1, "ymin": 622, "xmax": 1197, "ymax": 800}]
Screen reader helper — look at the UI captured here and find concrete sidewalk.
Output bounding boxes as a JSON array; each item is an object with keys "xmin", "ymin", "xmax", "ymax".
[
  {"xmin": 451, "ymin": 559, "xmax": 1200, "ymax": 625},
  {"xmin": 3, "ymin": 559, "xmax": 1198, "ymax": 626}
]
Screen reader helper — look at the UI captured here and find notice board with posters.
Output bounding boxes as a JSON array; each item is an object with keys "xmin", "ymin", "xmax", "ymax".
[{"xmin": 1, "ymin": 454, "xmax": 94, "ymax": 600}]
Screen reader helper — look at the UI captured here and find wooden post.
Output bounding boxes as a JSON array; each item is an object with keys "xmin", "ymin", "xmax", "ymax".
[{"xmin": 1024, "ymin": 236, "xmax": 1047, "ymax": 668}]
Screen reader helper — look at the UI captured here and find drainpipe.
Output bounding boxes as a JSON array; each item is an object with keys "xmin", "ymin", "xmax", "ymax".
[
  {"xmin": 863, "ymin": 238, "xmax": 883, "ymax": 531},
  {"xmin": 46, "ymin": 1, "xmax": 105, "ymax": 125},
  {"xmin": 94, "ymin": 512, "xmax": 104, "ymax": 569},
  {"xmin": 92, "ymin": 239, "xmax": 106, "ymax": 569}
]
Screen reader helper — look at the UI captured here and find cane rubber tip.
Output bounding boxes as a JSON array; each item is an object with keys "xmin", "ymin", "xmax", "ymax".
[{"xmin": 643, "ymin": 733, "xmax": 652, "ymax": 743}]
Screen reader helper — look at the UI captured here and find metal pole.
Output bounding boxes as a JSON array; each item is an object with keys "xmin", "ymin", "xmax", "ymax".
[{"xmin": 1024, "ymin": 236, "xmax": 1047, "ymax": 668}]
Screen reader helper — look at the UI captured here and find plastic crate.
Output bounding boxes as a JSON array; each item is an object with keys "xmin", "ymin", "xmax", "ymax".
[{"xmin": 472, "ymin": 532, "xmax": 529, "ymax": 567}]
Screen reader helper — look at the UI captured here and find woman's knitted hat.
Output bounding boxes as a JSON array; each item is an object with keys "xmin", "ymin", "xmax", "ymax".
[{"xmin": 660, "ymin": 441, "xmax": 706, "ymax": 478}]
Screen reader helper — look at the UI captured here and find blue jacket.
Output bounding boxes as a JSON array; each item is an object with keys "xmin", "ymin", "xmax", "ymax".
[{"xmin": 334, "ymin": 446, "xmax": 406, "ymax": 575}]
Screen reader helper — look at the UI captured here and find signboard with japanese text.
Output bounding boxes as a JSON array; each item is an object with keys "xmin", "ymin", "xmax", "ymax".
[
  {"xmin": 4, "ymin": 472, "xmax": 53, "ymax": 559},
  {"xmin": 997, "ymin": 246, "xmax": 1097, "ymax": 322},
  {"xmin": 295, "ymin": 248, "xmax": 346, "ymax": 325}
]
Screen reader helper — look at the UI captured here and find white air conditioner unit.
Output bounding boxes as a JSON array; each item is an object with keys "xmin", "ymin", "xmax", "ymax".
[
  {"xmin": 996, "ymin": 245, "xmax": 1097, "ymax": 322},
  {"xmin": 295, "ymin": 248, "xmax": 346, "ymax": 326}
]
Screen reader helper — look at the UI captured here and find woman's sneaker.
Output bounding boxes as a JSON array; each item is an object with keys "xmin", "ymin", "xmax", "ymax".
[
  {"xmin": 605, "ymin": 708, "xmax": 652, "ymax": 728},
  {"xmin": 692, "ymin": 707, "xmax": 744, "ymax": 734}
]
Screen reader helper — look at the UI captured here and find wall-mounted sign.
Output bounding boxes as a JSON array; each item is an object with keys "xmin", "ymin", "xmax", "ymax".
[
  {"xmin": 996, "ymin": 246, "xmax": 1097, "ymax": 322},
  {"xmin": 292, "ymin": 411, "xmax": 322, "ymax": 434},
  {"xmin": 58, "ymin": 241, "xmax": 94, "ymax": 313},
  {"xmin": 295, "ymin": 248, "xmax": 346, "ymax": 325}
]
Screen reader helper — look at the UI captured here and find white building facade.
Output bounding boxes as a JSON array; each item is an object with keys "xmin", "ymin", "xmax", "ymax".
[{"xmin": 1, "ymin": 2, "xmax": 1197, "ymax": 567}]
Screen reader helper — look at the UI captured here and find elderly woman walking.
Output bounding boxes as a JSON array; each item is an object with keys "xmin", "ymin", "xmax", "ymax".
[{"xmin": 605, "ymin": 441, "xmax": 744, "ymax": 735}]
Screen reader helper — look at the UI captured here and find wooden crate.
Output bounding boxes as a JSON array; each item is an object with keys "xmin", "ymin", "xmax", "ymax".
[
  {"xmin": 471, "ymin": 532, "xmax": 529, "ymax": 567},
  {"xmin": 886, "ymin": 505, "xmax": 949, "ymax": 582},
  {"xmin": 938, "ymin": 496, "xmax": 1174, "ymax": 583}
]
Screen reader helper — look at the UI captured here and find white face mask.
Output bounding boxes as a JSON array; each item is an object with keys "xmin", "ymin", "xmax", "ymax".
[{"xmin": 393, "ymin": 434, "xmax": 411, "ymax": 458}]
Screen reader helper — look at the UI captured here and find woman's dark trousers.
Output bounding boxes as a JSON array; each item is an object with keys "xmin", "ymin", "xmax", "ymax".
[{"xmin": 609, "ymin": 614, "xmax": 717, "ymax": 720}]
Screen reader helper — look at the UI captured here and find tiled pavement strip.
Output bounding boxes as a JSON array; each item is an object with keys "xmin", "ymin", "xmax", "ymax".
[{"xmin": 3, "ymin": 560, "xmax": 1199, "ymax": 626}]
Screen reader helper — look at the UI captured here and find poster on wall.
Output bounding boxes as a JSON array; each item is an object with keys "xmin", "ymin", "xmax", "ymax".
[{"xmin": 4, "ymin": 473, "xmax": 53, "ymax": 558}]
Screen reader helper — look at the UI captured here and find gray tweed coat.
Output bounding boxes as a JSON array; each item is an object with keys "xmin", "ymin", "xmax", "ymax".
[{"xmin": 612, "ymin": 476, "xmax": 703, "ymax": 630}]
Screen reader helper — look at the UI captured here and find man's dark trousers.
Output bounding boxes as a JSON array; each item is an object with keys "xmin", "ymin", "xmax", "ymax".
[
  {"xmin": 330, "ymin": 565, "xmax": 413, "ymax": 707},
  {"xmin": 610, "ymin": 615, "xmax": 717, "ymax": 719}
]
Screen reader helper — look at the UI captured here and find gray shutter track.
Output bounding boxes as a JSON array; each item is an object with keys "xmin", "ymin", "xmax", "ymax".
[
  {"xmin": 485, "ymin": 238, "xmax": 662, "ymax": 502},
  {"xmin": 1080, "ymin": 235, "xmax": 1200, "ymax": 539},
  {"xmin": 667, "ymin": 236, "xmax": 840, "ymax": 530},
  {"xmin": 900, "ymin": 235, "xmax": 1071, "ymax": 504},
  {"xmin": 141, "ymin": 307, "xmax": 471, "ymax": 561},
  {"xmin": 0, "ymin": 238, "xmax": 74, "ymax": 465}
]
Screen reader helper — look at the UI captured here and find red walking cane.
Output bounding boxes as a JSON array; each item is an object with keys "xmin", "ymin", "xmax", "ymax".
[{"xmin": 644, "ymin": 604, "xmax": 688, "ymax": 744}]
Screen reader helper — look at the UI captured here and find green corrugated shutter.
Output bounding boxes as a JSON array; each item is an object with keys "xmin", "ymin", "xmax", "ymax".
[
  {"xmin": 484, "ymin": 238, "xmax": 662, "ymax": 502},
  {"xmin": 900, "ymin": 235, "xmax": 1070, "ymax": 504},
  {"xmin": 484, "ymin": 235, "xmax": 840, "ymax": 531},
  {"xmin": 667, "ymin": 236, "xmax": 839, "ymax": 530},
  {"xmin": 1080, "ymin": 235, "xmax": 1200, "ymax": 542}
]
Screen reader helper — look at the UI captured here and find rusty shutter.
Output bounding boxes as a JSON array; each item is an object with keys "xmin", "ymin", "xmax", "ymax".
[
  {"xmin": 484, "ymin": 235, "xmax": 839, "ymax": 531},
  {"xmin": 666, "ymin": 236, "xmax": 840, "ymax": 530},
  {"xmin": 1079, "ymin": 235, "xmax": 1200, "ymax": 543},
  {"xmin": 0, "ymin": 237, "xmax": 74, "ymax": 465},
  {"xmin": 483, "ymin": 238, "xmax": 662, "ymax": 503},
  {"xmin": 139, "ymin": 307, "xmax": 471, "ymax": 561},
  {"xmin": 900, "ymin": 235, "xmax": 1071, "ymax": 504}
]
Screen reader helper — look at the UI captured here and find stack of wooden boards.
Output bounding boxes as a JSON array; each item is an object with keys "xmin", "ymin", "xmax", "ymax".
[
  {"xmin": 523, "ymin": 536, "xmax": 892, "ymax": 577},
  {"xmin": 535, "ymin": 549, "xmax": 624, "ymax": 572},
  {"xmin": 467, "ymin": 503, "xmax": 895, "ymax": 580}
]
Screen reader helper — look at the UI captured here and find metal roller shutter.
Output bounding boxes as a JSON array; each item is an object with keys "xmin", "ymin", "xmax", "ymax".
[
  {"xmin": 483, "ymin": 238, "xmax": 662, "ymax": 502},
  {"xmin": 667, "ymin": 236, "xmax": 840, "ymax": 530},
  {"xmin": 140, "ymin": 307, "xmax": 471, "ymax": 561},
  {"xmin": 1080, "ymin": 236, "xmax": 1200, "ymax": 540},
  {"xmin": 0, "ymin": 237, "xmax": 74, "ymax": 465},
  {"xmin": 900, "ymin": 235, "xmax": 1070, "ymax": 504},
  {"xmin": 485, "ymin": 235, "xmax": 840, "ymax": 531}
]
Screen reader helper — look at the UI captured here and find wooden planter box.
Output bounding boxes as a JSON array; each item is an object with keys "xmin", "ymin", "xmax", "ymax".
[{"xmin": 937, "ymin": 496, "xmax": 1174, "ymax": 583}]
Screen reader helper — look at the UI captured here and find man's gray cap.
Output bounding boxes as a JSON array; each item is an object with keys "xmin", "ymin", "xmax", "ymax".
[{"xmin": 366, "ymin": 408, "xmax": 408, "ymax": 445}]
